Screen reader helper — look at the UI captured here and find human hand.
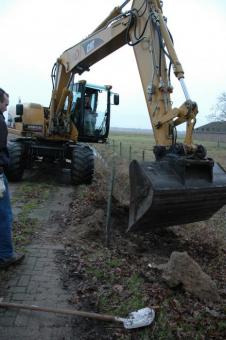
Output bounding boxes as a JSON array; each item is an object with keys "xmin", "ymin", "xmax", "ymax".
[{"xmin": 0, "ymin": 174, "xmax": 6, "ymax": 198}]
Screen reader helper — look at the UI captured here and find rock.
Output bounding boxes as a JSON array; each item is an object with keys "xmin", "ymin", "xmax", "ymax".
[{"xmin": 161, "ymin": 251, "xmax": 220, "ymax": 302}]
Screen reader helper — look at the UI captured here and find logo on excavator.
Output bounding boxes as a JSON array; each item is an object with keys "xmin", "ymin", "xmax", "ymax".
[{"xmin": 83, "ymin": 38, "xmax": 104, "ymax": 55}]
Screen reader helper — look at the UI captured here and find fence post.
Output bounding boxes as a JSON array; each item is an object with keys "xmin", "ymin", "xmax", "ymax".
[
  {"xmin": 112, "ymin": 139, "xmax": 115, "ymax": 152},
  {"xmin": 129, "ymin": 145, "xmax": 132, "ymax": 161},
  {"xmin": 142, "ymin": 150, "xmax": 145, "ymax": 161},
  {"xmin": 119, "ymin": 141, "xmax": 122, "ymax": 157},
  {"xmin": 217, "ymin": 137, "xmax": 220, "ymax": 148}
]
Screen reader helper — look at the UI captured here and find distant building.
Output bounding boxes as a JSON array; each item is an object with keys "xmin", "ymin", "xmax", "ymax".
[
  {"xmin": 194, "ymin": 121, "xmax": 226, "ymax": 143},
  {"xmin": 195, "ymin": 121, "xmax": 226, "ymax": 134}
]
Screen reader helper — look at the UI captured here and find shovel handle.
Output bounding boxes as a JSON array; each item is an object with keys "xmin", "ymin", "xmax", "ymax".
[{"xmin": 0, "ymin": 301, "xmax": 118, "ymax": 322}]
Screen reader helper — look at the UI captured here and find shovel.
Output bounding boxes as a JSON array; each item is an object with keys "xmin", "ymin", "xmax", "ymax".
[{"xmin": 0, "ymin": 298, "xmax": 155, "ymax": 329}]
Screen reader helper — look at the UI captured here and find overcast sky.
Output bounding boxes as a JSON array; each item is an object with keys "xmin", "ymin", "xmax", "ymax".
[{"xmin": 1, "ymin": 0, "xmax": 226, "ymax": 130}]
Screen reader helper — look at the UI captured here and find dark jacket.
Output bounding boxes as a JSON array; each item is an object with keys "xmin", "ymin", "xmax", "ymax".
[{"xmin": 0, "ymin": 111, "xmax": 10, "ymax": 172}]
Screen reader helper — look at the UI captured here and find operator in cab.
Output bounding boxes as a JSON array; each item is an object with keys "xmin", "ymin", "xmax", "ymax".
[{"xmin": 84, "ymin": 96, "xmax": 97, "ymax": 135}]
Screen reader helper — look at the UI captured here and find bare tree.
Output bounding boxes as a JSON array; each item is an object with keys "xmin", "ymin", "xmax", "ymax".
[{"xmin": 209, "ymin": 92, "xmax": 226, "ymax": 121}]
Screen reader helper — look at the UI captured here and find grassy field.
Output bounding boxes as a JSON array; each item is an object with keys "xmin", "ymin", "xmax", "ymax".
[
  {"xmin": 109, "ymin": 131, "xmax": 155, "ymax": 161},
  {"xmin": 108, "ymin": 130, "xmax": 226, "ymax": 167}
]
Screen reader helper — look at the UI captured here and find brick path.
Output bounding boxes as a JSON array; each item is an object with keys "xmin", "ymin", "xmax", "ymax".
[{"xmin": 0, "ymin": 185, "xmax": 79, "ymax": 340}]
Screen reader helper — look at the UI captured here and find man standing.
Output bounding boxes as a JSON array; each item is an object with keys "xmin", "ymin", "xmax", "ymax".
[{"xmin": 0, "ymin": 88, "xmax": 24, "ymax": 269}]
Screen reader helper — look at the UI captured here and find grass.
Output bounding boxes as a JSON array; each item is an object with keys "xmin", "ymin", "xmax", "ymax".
[
  {"xmin": 98, "ymin": 272, "xmax": 147, "ymax": 317},
  {"xmin": 12, "ymin": 182, "xmax": 53, "ymax": 250},
  {"xmin": 108, "ymin": 131, "xmax": 155, "ymax": 161},
  {"xmin": 107, "ymin": 131, "xmax": 226, "ymax": 165},
  {"xmin": 0, "ymin": 181, "xmax": 53, "ymax": 281},
  {"xmin": 85, "ymin": 250, "xmax": 147, "ymax": 318}
]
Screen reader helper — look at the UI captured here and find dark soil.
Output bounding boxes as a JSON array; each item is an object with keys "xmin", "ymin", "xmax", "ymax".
[{"xmin": 56, "ymin": 158, "xmax": 226, "ymax": 340}]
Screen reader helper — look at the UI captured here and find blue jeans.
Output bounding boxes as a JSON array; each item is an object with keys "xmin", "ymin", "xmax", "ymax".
[{"xmin": 0, "ymin": 175, "xmax": 14, "ymax": 259}]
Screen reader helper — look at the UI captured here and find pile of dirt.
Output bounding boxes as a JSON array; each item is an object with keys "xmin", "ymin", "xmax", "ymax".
[{"xmin": 57, "ymin": 158, "xmax": 226, "ymax": 339}]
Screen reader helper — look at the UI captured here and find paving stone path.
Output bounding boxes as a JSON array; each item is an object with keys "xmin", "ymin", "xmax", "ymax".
[{"xmin": 0, "ymin": 184, "xmax": 79, "ymax": 340}]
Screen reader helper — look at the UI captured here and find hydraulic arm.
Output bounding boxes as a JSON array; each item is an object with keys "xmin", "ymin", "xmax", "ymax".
[{"xmin": 49, "ymin": 0, "xmax": 198, "ymax": 149}]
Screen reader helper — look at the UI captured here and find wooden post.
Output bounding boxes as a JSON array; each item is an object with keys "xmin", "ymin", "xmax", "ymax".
[
  {"xmin": 129, "ymin": 145, "xmax": 132, "ymax": 161},
  {"xmin": 142, "ymin": 150, "xmax": 145, "ymax": 161}
]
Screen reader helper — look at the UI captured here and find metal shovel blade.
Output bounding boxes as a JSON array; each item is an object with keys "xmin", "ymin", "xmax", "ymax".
[
  {"xmin": 128, "ymin": 158, "xmax": 226, "ymax": 232},
  {"xmin": 116, "ymin": 307, "xmax": 155, "ymax": 329}
]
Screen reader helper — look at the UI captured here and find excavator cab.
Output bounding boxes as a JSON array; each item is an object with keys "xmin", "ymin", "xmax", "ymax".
[{"xmin": 67, "ymin": 81, "xmax": 119, "ymax": 143}]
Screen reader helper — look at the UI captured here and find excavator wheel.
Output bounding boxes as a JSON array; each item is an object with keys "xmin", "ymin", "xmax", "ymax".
[
  {"xmin": 5, "ymin": 141, "xmax": 25, "ymax": 182},
  {"xmin": 71, "ymin": 144, "xmax": 94, "ymax": 185}
]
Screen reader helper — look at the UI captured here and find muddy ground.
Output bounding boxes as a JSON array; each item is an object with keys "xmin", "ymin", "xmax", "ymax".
[{"xmin": 1, "ymin": 153, "xmax": 226, "ymax": 339}]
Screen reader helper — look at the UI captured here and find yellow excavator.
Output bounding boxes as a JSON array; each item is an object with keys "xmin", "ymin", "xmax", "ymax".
[{"xmin": 7, "ymin": 0, "xmax": 226, "ymax": 232}]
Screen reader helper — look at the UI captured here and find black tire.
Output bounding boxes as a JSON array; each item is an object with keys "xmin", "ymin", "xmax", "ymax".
[
  {"xmin": 71, "ymin": 144, "xmax": 94, "ymax": 185},
  {"xmin": 5, "ymin": 142, "xmax": 25, "ymax": 182}
]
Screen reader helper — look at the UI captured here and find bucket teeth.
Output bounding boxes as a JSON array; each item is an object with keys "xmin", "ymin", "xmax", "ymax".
[{"xmin": 128, "ymin": 159, "xmax": 226, "ymax": 232}]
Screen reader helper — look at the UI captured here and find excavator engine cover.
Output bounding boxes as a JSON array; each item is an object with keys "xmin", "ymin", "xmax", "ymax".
[{"xmin": 128, "ymin": 157, "xmax": 226, "ymax": 232}]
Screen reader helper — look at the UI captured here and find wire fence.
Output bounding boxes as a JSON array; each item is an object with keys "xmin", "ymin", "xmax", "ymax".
[
  {"xmin": 95, "ymin": 137, "xmax": 156, "ymax": 247},
  {"xmin": 95, "ymin": 133, "xmax": 226, "ymax": 246},
  {"xmin": 106, "ymin": 138, "xmax": 155, "ymax": 162},
  {"xmin": 107, "ymin": 136, "xmax": 226, "ymax": 163}
]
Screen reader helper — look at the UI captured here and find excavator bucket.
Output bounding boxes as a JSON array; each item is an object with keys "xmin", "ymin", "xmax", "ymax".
[{"xmin": 128, "ymin": 158, "xmax": 226, "ymax": 232}]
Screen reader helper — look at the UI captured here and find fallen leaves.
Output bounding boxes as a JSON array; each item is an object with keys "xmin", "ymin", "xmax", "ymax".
[{"xmin": 50, "ymin": 152, "xmax": 226, "ymax": 339}]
